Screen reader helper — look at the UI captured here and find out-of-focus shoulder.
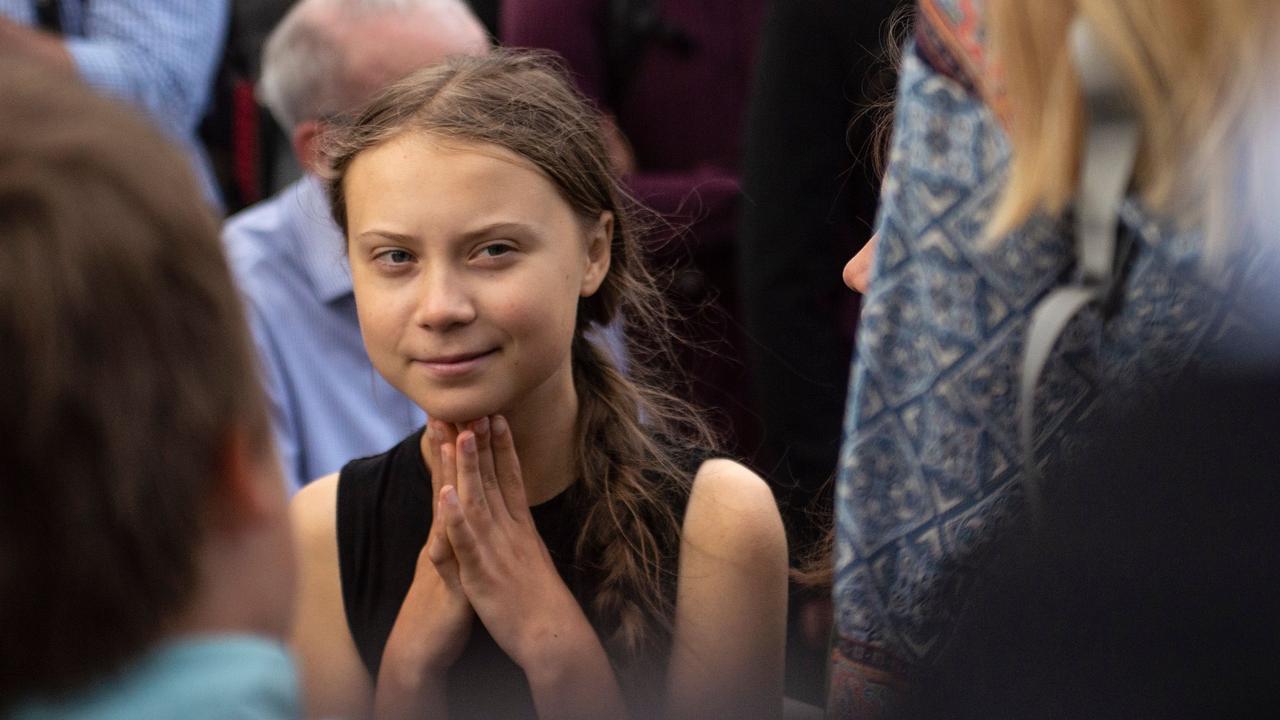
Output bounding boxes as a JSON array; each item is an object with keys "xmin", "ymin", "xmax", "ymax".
[{"xmin": 291, "ymin": 472, "xmax": 338, "ymax": 549}]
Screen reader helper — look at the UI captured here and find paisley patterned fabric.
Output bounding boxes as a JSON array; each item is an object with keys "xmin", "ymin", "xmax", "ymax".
[
  {"xmin": 828, "ymin": 4, "xmax": 1275, "ymax": 716},
  {"xmin": 915, "ymin": 0, "xmax": 989, "ymax": 98}
]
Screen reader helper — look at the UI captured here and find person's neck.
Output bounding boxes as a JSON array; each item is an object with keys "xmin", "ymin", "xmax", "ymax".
[
  {"xmin": 170, "ymin": 525, "xmax": 293, "ymax": 643},
  {"xmin": 501, "ymin": 366, "xmax": 580, "ymax": 507}
]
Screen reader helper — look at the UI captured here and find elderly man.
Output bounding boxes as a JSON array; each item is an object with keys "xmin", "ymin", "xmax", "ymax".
[
  {"xmin": 0, "ymin": 0, "xmax": 229, "ymax": 205},
  {"xmin": 223, "ymin": 0, "xmax": 489, "ymax": 491}
]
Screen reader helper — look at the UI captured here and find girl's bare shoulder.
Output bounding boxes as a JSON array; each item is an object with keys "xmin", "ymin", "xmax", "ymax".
[
  {"xmin": 681, "ymin": 458, "xmax": 786, "ymax": 562},
  {"xmin": 291, "ymin": 472, "xmax": 339, "ymax": 550}
]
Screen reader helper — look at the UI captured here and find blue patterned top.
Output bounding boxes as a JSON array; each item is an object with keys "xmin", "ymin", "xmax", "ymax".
[{"xmin": 829, "ymin": 26, "xmax": 1277, "ymax": 716}]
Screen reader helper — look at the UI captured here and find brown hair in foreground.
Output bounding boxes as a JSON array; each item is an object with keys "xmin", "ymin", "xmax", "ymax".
[
  {"xmin": 322, "ymin": 49, "xmax": 720, "ymax": 666},
  {"xmin": 0, "ymin": 61, "xmax": 270, "ymax": 705}
]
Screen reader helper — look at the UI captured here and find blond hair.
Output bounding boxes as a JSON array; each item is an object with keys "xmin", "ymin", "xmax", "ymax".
[{"xmin": 987, "ymin": 0, "xmax": 1280, "ymax": 252}]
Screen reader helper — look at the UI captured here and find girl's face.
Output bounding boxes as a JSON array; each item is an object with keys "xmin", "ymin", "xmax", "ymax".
[{"xmin": 343, "ymin": 132, "xmax": 612, "ymax": 423}]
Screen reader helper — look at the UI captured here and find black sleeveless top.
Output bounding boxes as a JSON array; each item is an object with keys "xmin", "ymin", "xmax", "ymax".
[{"xmin": 337, "ymin": 428, "xmax": 703, "ymax": 719}]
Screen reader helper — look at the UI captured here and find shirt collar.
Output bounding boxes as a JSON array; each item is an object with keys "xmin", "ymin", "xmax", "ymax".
[{"xmin": 288, "ymin": 175, "xmax": 354, "ymax": 304}]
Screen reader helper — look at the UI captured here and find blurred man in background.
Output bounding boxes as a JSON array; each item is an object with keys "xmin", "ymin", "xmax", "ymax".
[
  {"xmin": 0, "ymin": 0, "xmax": 230, "ymax": 207},
  {"xmin": 222, "ymin": 0, "xmax": 489, "ymax": 491}
]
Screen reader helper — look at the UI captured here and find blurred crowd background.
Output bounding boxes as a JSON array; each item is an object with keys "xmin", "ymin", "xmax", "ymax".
[{"xmin": 5, "ymin": 0, "xmax": 1280, "ymax": 718}]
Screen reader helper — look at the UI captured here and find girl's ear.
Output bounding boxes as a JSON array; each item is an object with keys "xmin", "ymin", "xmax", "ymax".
[{"xmin": 580, "ymin": 210, "xmax": 614, "ymax": 297}]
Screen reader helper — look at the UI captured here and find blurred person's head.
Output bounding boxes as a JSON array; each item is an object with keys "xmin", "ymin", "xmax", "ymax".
[
  {"xmin": 257, "ymin": 0, "xmax": 490, "ymax": 173},
  {"xmin": 0, "ymin": 61, "xmax": 293, "ymax": 708},
  {"xmin": 987, "ymin": 0, "xmax": 1280, "ymax": 252}
]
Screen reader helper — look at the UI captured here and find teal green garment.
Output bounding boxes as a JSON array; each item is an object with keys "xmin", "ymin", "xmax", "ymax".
[{"xmin": 8, "ymin": 635, "xmax": 299, "ymax": 720}]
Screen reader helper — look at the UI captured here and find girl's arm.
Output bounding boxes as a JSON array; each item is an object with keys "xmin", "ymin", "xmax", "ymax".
[
  {"xmin": 374, "ymin": 421, "xmax": 475, "ymax": 720},
  {"xmin": 437, "ymin": 417, "xmax": 630, "ymax": 720},
  {"xmin": 666, "ymin": 459, "xmax": 790, "ymax": 720},
  {"xmin": 290, "ymin": 473, "xmax": 374, "ymax": 719},
  {"xmin": 512, "ymin": 596, "xmax": 628, "ymax": 720}
]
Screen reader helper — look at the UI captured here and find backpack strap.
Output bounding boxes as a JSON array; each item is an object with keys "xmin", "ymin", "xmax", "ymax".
[{"xmin": 1018, "ymin": 18, "xmax": 1141, "ymax": 524}]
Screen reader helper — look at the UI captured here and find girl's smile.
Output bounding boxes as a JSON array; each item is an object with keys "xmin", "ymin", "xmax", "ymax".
[{"xmin": 411, "ymin": 347, "xmax": 500, "ymax": 379}]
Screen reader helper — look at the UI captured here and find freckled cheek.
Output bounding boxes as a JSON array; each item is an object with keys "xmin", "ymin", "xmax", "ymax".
[
  {"xmin": 495, "ymin": 287, "xmax": 577, "ymax": 349},
  {"xmin": 354, "ymin": 284, "xmax": 418, "ymax": 354},
  {"xmin": 498, "ymin": 299, "xmax": 554, "ymax": 341}
]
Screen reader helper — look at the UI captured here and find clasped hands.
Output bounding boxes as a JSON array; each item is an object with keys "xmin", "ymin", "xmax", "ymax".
[{"xmin": 386, "ymin": 416, "xmax": 587, "ymax": 681}]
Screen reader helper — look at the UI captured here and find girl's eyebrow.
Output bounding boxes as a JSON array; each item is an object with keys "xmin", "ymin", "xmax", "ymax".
[
  {"xmin": 458, "ymin": 221, "xmax": 538, "ymax": 241},
  {"xmin": 354, "ymin": 221, "xmax": 540, "ymax": 246},
  {"xmin": 355, "ymin": 229, "xmax": 417, "ymax": 244}
]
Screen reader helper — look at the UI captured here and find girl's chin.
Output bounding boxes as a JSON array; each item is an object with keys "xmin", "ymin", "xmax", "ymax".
[
  {"xmin": 428, "ymin": 414, "xmax": 488, "ymax": 428},
  {"xmin": 420, "ymin": 400, "xmax": 507, "ymax": 428}
]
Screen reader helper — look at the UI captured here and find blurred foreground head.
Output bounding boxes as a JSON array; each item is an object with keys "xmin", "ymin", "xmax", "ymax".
[{"xmin": 0, "ymin": 61, "xmax": 289, "ymax": 707}]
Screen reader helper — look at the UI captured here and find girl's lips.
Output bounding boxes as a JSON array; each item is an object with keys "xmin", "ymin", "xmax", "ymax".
[{"xmin": 413, "ymin": 348, "xmax": 498, "ymax": 378}]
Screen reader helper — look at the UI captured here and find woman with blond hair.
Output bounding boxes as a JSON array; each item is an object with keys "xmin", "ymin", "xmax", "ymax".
[{"xmin": 830, "ymin": 0, "xmax": 1280, "ymax": 716}]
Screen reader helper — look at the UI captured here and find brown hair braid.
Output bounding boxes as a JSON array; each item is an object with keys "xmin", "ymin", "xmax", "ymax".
[{"xmin": 321, "ymin": 49, "xmax": 719, "ymax": 664}]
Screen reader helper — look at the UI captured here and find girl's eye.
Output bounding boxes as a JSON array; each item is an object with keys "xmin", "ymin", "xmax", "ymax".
[
  {"xmin": 377, "ymin": 249, "xmax": 414, "ymax": 265},
  {"xmin": 478, "ymin": 243, "xmax": 514, "ymax": 259}
]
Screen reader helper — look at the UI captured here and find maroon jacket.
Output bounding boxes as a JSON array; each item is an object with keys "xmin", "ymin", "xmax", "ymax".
[{"xmin": 501, "ymin": 0, "xmax": 765, "ymax": 256}]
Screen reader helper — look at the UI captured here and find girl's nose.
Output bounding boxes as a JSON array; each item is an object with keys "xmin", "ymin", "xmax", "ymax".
[{"xmin": 412, "ymin": 270, "xmax": 478, "ymax": 330}]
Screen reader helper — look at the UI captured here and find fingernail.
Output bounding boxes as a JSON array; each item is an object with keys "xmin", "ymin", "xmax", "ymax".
[
  {"xmin": 475, "ymin": 417, "xmax": 490, "ymax": 436},
  {"xmin": 426, "ymin": 424, "xmax": 438, "ymax": 442},
  {"xmin": 492, "ymin": 415, "xmax": 508, "ymax": 436},
  {"xmin": 443, "ymin": 485, "xmax": 459, "ymax": 508},
  {"xmin": 461, "ymin": 433, "xmax": 476, "ymax": 454}
]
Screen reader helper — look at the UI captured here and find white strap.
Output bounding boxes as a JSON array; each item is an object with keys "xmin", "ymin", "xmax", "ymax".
[{"xmin": 1018, "ymin": 18, "xmax": 1141, "ymax": 525}]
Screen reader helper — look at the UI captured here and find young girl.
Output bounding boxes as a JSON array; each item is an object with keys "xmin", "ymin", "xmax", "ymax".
[{"xmin": 289, "ymin": 51, "xmax": 788, "ymax": 720}]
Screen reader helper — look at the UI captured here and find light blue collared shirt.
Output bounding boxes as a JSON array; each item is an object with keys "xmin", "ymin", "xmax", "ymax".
[
  {"xmin": 223, "ymin": 176, "xmax": 425, "ymax": 492},
  {"xmin": 0, "ymin": 0, "xmax": 228, "ymax": 205},
  {"xmin": 8, "ymin": 635, "xmax": 299, "ymax": 720}
]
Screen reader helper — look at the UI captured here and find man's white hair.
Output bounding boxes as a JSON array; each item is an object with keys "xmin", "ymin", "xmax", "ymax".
[{"xmin": 258, "ymin": 0, "xmax": 486, "ymax": 131}]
